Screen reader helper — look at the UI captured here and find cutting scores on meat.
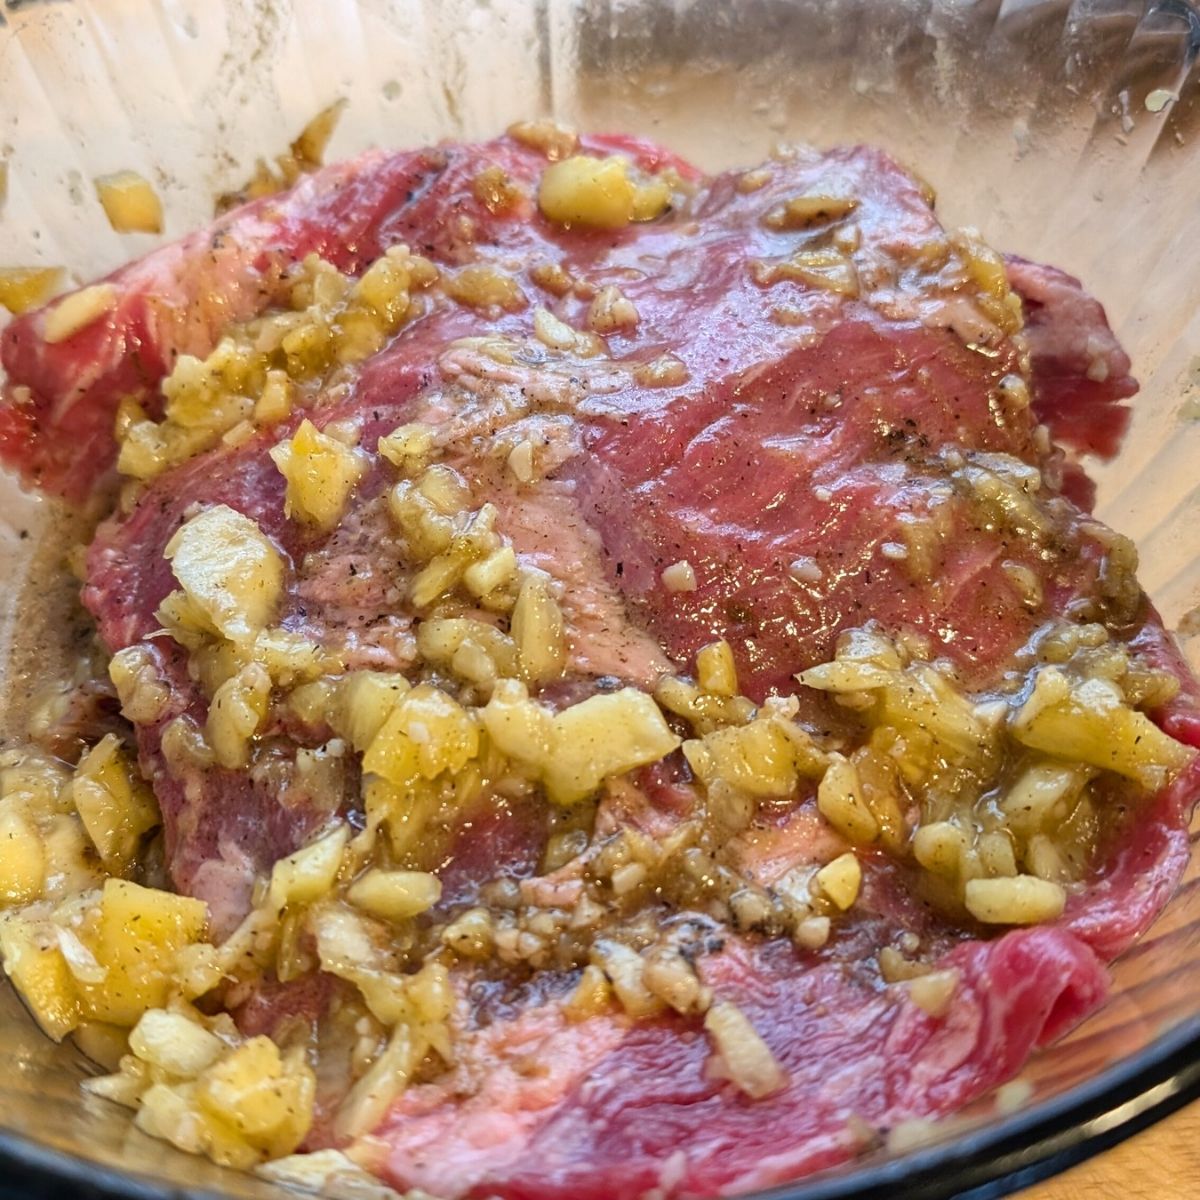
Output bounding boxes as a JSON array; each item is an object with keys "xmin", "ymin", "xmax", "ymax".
[{"xmin": 0, "ymin": 126, "xmax": 1196, "ymax": 1198}]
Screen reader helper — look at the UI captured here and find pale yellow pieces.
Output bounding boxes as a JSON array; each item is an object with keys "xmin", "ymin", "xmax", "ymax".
[
  {"xmin": 483, "ymin": 680, "xmax": 680, "ymax": 806},
  {"xmin": 0, "ymin": 879, "xmax": 208, "ymax": 1039},
  {"xmin": 94, "ymin": 171, "xmax": 164, "ymax": 234},
  {"xmin": 0, "ymin": 266, "xmax": 64, "ymax": 315},
  {"xmin": 538, "ymin": 154, "xmax": 671, "ymax": 230},
  {"xmin": 164, "ymin": 505, "xmax": 283, "ymax": 641},
  {"xmin": 270, "ymin": 417, "xmax": 367, "ymax": 531},
  {"xmin": 42, "ymin": 283, "xmax": 117, "ymax": 343},
  {"xmin": 704, "ymin": 1001, "xmax": 788, "ymax": 1099},
  {"xmin": 71, "ymin": 734, "xmax": 159, "ymax": 874},
  {"xmin": 1012, "ymin": 668, "xmax": 1193, "ymax": 790}
]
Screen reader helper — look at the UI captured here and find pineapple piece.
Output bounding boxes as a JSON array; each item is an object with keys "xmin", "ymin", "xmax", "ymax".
[
  {"xmin": 71, "ymin": 734, "xmax": 159, "ymax": 874},
  {"xmin": 195, "ymin": 1037, "xmax": 315, "ymax": 1159},
  {"xmin": 417, "ymin": 618, "xmax": 521, "ymax": 687},
  {"xmin": 462, "ymin": 545, "xmax": 517, "ymax": 599},
  {"xmin": 267, "ymin": 825, "xmax": 349, "ymax": 910},
  {"xmin": 1012, "ymin": 669, "xmax": 1193, "ymax": 789},
  {"xmin": 347, "ymin": 869, "xmax": 441, "ymax": 921},
  {"xmin": 378, "ymin": 422, "xmax": 436, "ymax": 474},
  {"xmin": 443, "ymin": 264, "xmax": 526, "ymax": 312},
  {"xmin": 205, "ymin": 664, "xmax": 271, "ymax": 769},
  {"xmin": 251, "ymin": 628, "xmax": 337, "ymax": 687},
  {"xmin": 0, "ymin": 749, "xmax": 72, "ymax": 811},
  {"xmin": 816, "ymin": 753, "xmax": 879, "ymax": 844},
  {"xmin": 164, "ymin": 505, "xmax": 284, "ymax": 640},
  {"xmin": 333, "ymin": 671, "xmax": 410, "ymax": 751},
  {"xmin": 108, "ymin": 645, "xmax": 171, "ymax": 724},
  {"xmin": 696, "ymin": 639, "xmax": 738, "ymax": 697},
  {"xmin": 591, "ymin": 940, "xmax": 663, "ymax": 1018},
  {"xmin": 78, "ymin": 879, "xmax": 208, "ymax": 1026},
  {"xmin": 480, "ymin": 679, "xmax": 556, "ymax": 764},
  {"xmin": 0, "ymin": 266, "xmax": 64, "ymax": 315},
  {"xmin": 999, "ymin": 762, "xmax": 1093, "ymax": 838},
  {"xmin": 94, "ymin": 171, "xmax": 164, "ymax": 234},
  {"xmin": 333, "ymin": 1020, "xmax": 422, "ymax": 1140},
  {"xmin": 0, "ymin": 911, "xmax": 81, "ymax": 1039},
  {"xmin": 128, "ymin": 1008, "xmax": 225, "ymax": 1077},
  {"xmin": 362, "ymin": 777, "xmax": 436, "ymax": 858},
  {"xmin": 269, "ymin": 418, "xmax": 366, "ymax": 531},
  {"xmin": 253, "ymin": 369, "xmax": 293, "ymax": 426},
  {"xmin": 41, "ymin": 812, "xmax": 104, "ymax": 900},
  {"xmin": 879, "ymin": 665, "xmax": 994, "ymax": 765},
  {"xmin": 563, "ymin": 963, "xmax": 613, "ymax": 1021},
  {"xmin": 483, "ymin": 681, "xmax": 679, "ymax": 804},
  {"xmin": 511, "ymin": 570, "xmax": 566, "ymax": 684},
  {"xmin": 816, "ymin": 852, "xmax": 862, "ymax": 910},
  {"xmin": 362, "ymin": 684, "xmax": 479, "ymax": 786},
  {"xmin": 543, "ymin": 689, "xmax": 680, "ymax": 806},
  {"xmin": 0, "ymin": 803, "xmax": 46, "ymax": 906}
]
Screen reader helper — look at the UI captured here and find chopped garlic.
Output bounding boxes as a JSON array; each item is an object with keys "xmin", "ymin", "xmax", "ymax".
[
  {"xmin": 270, "ymin": 418, "xmax": 366, "ymax": 531},
  {"xmin": 704, "ymin": 1001, "xmax": 787, "ymax": 1099},
  {"xmin": 964, "ymin": 876, "xmax": 1065, "ymax": 925},
  {"xmin": 661, "ymin": 560, "xmax": 697, "ymax": 592}
]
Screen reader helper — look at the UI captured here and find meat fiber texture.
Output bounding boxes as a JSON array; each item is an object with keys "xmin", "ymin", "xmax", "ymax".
[{"xmin": 2, "ymin": 131, "xmax": 1197, "ymax": 1200}]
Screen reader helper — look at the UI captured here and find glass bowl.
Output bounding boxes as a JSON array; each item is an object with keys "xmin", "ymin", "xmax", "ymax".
[{"xmin": 1, "ymin": 1, "xmax": 1199, "ymax": 1197}]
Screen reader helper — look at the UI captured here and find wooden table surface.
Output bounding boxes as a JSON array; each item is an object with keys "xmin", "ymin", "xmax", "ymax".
[{"xmin": 1019, "ymin": 1101, "xmax": 1200, "ymax": 1199}]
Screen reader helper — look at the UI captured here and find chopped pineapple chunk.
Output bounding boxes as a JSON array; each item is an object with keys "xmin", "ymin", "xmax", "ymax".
[
  {"xmin": 511, "ymin": 570, "xmax": 566, "ymax": 684},
  {"xmin": 696, "ymin": 639, "xmax": 738, "ymax": 697},
  {"xmin": 267, "ymin": 825, "xmax": 349, "ymax": 910},
  {"xmin": 1012, "ymin": 669, "xmax": 1193, "ymax": 789},
  {"xmin": 77, "ymin": 880, "xmax": 208, "ymax": 1027},
  {"xmin": 128, "ymin": 1008, "xmax": 225, "ymax": 1076},
  {"xmin": 0, "ymin": 266, "xmax": 64, "ymax": 315},
  {"xmin": 0, "ymin": 804, "xmax": 46, "ymax": 906},
  {"xmin": 195, "ymin": 1037, "xmax": 314, "ymax": 1158},
  {"xmin": 484, "ymin": 682, "xmax": 680, "ymax": 806},
  {"xmin": 270, "ymin": 418, "xmax": 366, "ymax": 531},
  {"xmin": 816, "ymin": 753, "xmax": 878, "ymax": 844},
  {"xmin": 333, "ymin": 671, "xmax": 411, "ymax": 751},
  {"xmin": 816, "ymin": 852, "xmax": 862, "ymax": 910},
  {"xmin": 378, "ymin": 422, "xmax": 436, "ymax": 474},
  {"xmin": 545, "ymin": 690, "xmax": 679, "ymax": 805},
  {"xmin": 704, "ymin": 1001, "xmax": 787, "ymax": 1099},
  {"xmin": 964, "ymin": 875, "xmax": 1065, "ymax": 925},
  {"xmin": 0, "ymin": 912, "xmax": 80, "ymax": 1039},
  {"xmin": 94, "ymin": 171, "xmax": 164, "ymax": 234},
  {"xmin": 362, "ymin": 684, "xmax": 479, "ymax": 786},
  {"xmin": 684, "ymin": 703, "xmax": 823, "ymax": 800},
  {"xmin": 164, "ymin": 505, "xmax": 284, "ymax": 641},
  {"xmin": 71, "ymin": 734, "xmax": 159, "ymax": 875},
  {"xmin": 206, "ymin": 664, "xmax": 271, "ymax": 770}
]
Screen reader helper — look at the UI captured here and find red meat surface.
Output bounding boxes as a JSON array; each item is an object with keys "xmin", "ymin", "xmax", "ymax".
[{"xmin": 2, "ymin": 131, "xmax": 1196, "ymax": 1198}]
